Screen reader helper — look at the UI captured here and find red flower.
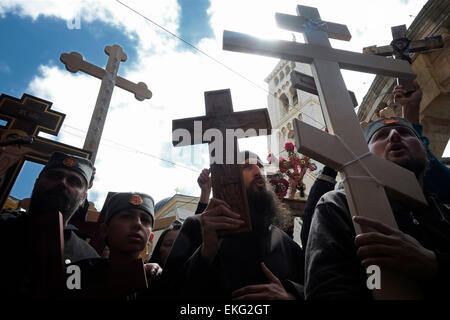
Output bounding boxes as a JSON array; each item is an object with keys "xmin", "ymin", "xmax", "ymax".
[
  {"xmin": 284, "ymin": 142, "xmax": 295, "ymax": 152},
  {"xmin": 269, "ymin": 177, "xmax": 289, "ymax": 199}
]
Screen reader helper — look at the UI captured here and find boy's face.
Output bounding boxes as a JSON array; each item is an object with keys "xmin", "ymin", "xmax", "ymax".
[{"xmin": 105, "ymin": 208, "xmax": 153, "ymax": 257}]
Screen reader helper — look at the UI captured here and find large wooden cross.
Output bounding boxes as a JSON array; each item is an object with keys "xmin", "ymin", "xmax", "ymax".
[
  {"xmin": 223, "ymin": 5, "xmax": 428, "ymax": 299},
  {"xmin": 363, "ymin": 25, "xmax": 444, "ymax": 93},
  {"xmin": 60, "ymin": 44, "xmax": 152, "ymax": 163},
  {"xmin": 0, "ymin": 93, "xmax": 91, "ymax": 207},
  {"xmin": 172, "ymin": 89, "xmax": 271, "ymax": 234}
]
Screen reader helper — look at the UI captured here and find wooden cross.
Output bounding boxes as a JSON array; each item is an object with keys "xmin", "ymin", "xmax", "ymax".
[
  {"xmin": 172, "ymin": 89, "xmax": 272, "ymax": 234},
  {"xmin": 0, "ymin": 93, "xmax": 91, "ymax": 208},
  {"xmin": 363, "ymin": 25, "xmax": 444, "ymax": 93},
  {"xmin": 290, "ymin": 70, "xmax": 358, "ymax": 107},
  {"xmin": 223, "ymin": 5, "xmax": 428, "ymax": 299},
  {"xmin": 60, "ymin": 44, "xmax": 152, "ymax": 163},
  {"xmin": 27, "ymin": 209, "xmax": 65, "ymax": 298}
]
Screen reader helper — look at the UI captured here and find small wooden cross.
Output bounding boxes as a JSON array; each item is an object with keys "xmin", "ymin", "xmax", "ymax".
[
  {"xmin": 27, "ymin": 209, "xmax": 65, "ymax": 298},
  {"xmin": 172, "ymin": 89, "xmax": 272, "ymax": 234},
  {"xmin": 223, "ymin": 4, "xmax": 428, "ymax": 299},
  {"xmin": 363, "ymin": 25, "xmax": 443, "ymax": 93},
  {"xmin": 60, "ymin": 44, "xmax": 152, "ymax": 163}
]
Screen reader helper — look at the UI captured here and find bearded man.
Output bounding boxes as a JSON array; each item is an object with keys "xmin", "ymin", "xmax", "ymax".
[
  {"xmin": 0, "ymin": 152, "xmax": 99, "ymax": 297},
  {"xmin": 305, "ymin": 117, "xmax": 450, "ymax": 300},
  {"xmin": 161, "ymin": 151, "xmax": 304, "ymax": 300}
]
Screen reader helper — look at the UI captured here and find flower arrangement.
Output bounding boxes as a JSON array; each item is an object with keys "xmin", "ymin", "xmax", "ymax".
[{"xmin": 267, "ymin": 142, "xmax": 317, "ymax": 199}]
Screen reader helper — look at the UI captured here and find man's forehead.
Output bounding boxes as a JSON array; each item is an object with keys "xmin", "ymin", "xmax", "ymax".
[
  {"xmin": 116, "ymin": 208, "xmax": 151, "ymax": 217},
  {"xmin": 244, "ymin": 157, "xmax": 264, "ymax": 168},
  {"xmin": 374, "ymin": 125, "xmax": 417, "ymax": 136},
  {"xmin": 44, "ymin": 167, "xmax": 84, "ymax": 180}
]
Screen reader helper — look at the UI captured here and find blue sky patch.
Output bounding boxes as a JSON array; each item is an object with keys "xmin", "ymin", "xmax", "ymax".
[
  {"xmin": 0, "ymin": 13, "xmax": 139, "ymax": 98},
  {"xmin": 0, "ymin": 12, "xmax": 138, "ymax": 202},
  {"xmin": 177, "ymin": 0, "xmax": 214, "ymax": 50}
]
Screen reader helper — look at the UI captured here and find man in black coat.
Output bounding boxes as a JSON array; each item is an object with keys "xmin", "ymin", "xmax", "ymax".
[
  {"xmin": 0, "ymin": 152, "xmax": 99, "ymax": 297},
  {"xmin": 305, "ymin": 117, "xmax": 450, "ymax": 300},
  {"xmin": 162, "ymin": 151, "xmax": 304, "ymax": 300}
]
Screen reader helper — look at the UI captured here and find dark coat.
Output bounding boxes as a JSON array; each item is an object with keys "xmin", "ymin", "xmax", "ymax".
[
  {"xmin": 161, "ymin": 214, "xmax": 304, "ymax": 300},
  {"xmin": 305, "ymin": 189, "xmax": 450, "ymax": 300},
  {"xmin": 0, "ymin": 211, "xmax": 99, "ymax": 298}
]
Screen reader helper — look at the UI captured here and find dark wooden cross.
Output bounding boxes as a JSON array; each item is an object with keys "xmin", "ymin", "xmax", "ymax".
[
  {"xmin": 172, "ymin": 89, "xmax": 272, "ymax": 234},
  {"xmin": 363, "ymin": 24, "xmax": 443, "ymax": 93},
  {"xmin": 0, "ymin": 93, "xmax": 91, "ymax": 207},
  {"xmin": 27, "ymin": 208, "xmax": 65, "ymax": 298},
  {"xmin": 290, "ymin": 70, "xmax": 358, "ymax": 107},
  {"xmin": 223, "ymin": 5, "xmax": 427, "ymax": 299}
]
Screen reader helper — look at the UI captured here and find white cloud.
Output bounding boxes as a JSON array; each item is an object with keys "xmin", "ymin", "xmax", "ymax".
[{"xmin": 5, "ymin": 0, "xmax": 440, "ymax": 209}]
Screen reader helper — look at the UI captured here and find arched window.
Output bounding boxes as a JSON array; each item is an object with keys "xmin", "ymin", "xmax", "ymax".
[
  {"xmin": 274, "ymin": 77, "xmax": 279, "ymax": 85},
  {"xmin": 279, "ymin": 93, "xmax": 289, "ymax": 113},
  {"xmin": 285, "ymin": 65, "xmax": 291, "ymax": 75},
  {"xmin": 279, "ymin": 71, "xmax": 285, "ymax": 80},
  {"xmin": 289, "ymin": 86, "xmax": 298, "ymax": 105}
]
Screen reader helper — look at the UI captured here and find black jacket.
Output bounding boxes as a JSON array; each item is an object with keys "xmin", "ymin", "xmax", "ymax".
[
  {"xmin": 161, "ymin": 214, "xmax": 304, "ymax": 300},
  {"xmin": 305, "ymin": 189, "xmax": 450, "ymax": 300}
]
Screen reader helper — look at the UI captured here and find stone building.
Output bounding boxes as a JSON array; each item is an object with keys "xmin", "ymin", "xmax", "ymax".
[
  {"xmin": 264, "ymin": 59, "xmax": 327, "ymax": 246},
  {"xmin": 264, "ymin": 59, "xmax": 325, "ymax": 193}
]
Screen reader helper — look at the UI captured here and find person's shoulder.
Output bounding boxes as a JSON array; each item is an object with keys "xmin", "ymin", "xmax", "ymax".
[
  {"xmin": 0, "ymin": 209, "xmax": 27, "ymax": 226},
  {"xmin": 314, "ymin": 189, "xmax": 353, "ymax": 226},
  {"xmin": 271, "ymin": 226, "xmax": 302, "ymax": 249},
  {"xmin": 71, "ymin": 257, "xmax": 108, "ymax": 271},
  {"xmin": 317, "ymin": 189, "xmax": 348, "ymax": 208},
  {"xmin": 183, "ymin": 214, "xmax": 202, "ymax": 227},
  {"xmin": 0, "ymin": 209, "xmax": 25, "ymax": 220},
  {"xmin": 68, "ymin": 230, "xmax": 100, "ymax": 258}
]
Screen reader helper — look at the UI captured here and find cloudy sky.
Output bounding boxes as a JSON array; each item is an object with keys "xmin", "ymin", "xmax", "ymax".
[{"xmin": 1, "ymin": 0, "xmax": 440, "ymax": 209}]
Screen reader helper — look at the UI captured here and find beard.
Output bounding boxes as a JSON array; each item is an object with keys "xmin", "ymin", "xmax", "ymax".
[
  {"xmin": 247, "ymin": 185, "xmax": 277, "ymax": 235},
  {"xmin": 30, "ymin": 184, "xmax": 82, "ymax": 223},
  {"xmin": 395, "ymin": 156, "xmax": 428, "ymax": 180},
  {"xmin": 246, "ymin": 177, "xmax": 294, "ymax": 236}
]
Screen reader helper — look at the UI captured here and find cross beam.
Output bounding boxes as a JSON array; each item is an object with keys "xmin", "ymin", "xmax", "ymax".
[
  {"xmin": 60, "ymin": 44, "xmax": 152, "ymax": 163},
  {"xmin": 223, "ymin": 30, "xmax": 415, "ymax": 80},
  {"xmin": 223, "ymin": 4, "xmax": 425, "ymax": 299}
]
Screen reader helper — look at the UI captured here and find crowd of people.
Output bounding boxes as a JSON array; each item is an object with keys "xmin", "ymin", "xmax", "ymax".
[{"xmin": 0, "ymin": 82, "xmax": 449, "ymax": 300}]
